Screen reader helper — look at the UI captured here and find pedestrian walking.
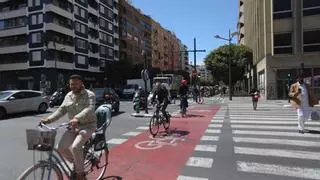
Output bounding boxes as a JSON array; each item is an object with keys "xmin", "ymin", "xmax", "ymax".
[
  {"xmin": 289, "ymin": 73, "xmax": 318, "ymax": 134},
  {"xmin": 249, "ymin": 88, "xmax": 260, "ymax": 110}
]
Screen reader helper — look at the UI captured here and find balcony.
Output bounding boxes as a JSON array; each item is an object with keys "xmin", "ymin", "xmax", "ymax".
[
  {"xmin": 45, "ymin": 4, "xmax": 73, "ymax": 18},
  {"xmin": 0, "ymin": 27, "xmax": 27, "ymax": 37},
  {"xmin": 0, "ymin": 45, "xmax": 27, "ymax": 54},
  {"xmin": 46, "ymin": 41, "xmax": 74, "ymax": 53},
  {"xmin": 46, "ymin": 23, "xmax": 73, "ymax": 36},
  {"xmin": 0, "ymin": 6, "xmax": 26, "ymax": 19}
]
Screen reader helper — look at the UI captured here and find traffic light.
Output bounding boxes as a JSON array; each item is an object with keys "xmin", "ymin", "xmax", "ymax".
[{"xmin": 287, "ymin": 73, "xmax": 292, "ymax": 87}]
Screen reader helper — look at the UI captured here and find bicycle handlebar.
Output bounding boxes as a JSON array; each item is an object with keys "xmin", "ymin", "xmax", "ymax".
[{"xmin": 38, "ymin": 122, "xmax": 71, "ymax": 131}]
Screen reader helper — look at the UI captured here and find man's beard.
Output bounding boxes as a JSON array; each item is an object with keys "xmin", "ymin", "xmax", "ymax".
[{"xmin": 72, "ymin": 87, "xmax": 83, "ymax": 94}]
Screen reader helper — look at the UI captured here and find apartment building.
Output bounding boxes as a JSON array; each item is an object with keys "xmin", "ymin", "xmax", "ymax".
[
  {"xmin": 118, "ymin": 0, "xmax": 152, "ymax": 66},
  {"xmin": 151, "ymin": 19, "xmax": 185, "ymax": 71},
  {"xmin": 239, "ymin": 0, "xmax": 320, "ymax": 99},
  {"xmin": 0, "ymin": 0, "xmax": 119, "ymax": 92}
]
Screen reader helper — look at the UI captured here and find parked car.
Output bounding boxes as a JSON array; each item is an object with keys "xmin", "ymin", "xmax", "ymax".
[
  {"xmin": 94, "ymin": 88, "xmax": 120, "ymax": 113},
  {"xmin": 0, "ymin": 90, "xmax": 49, "ymax": 119}
]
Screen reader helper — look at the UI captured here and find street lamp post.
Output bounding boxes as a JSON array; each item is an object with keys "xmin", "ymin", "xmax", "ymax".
[{"xmin": 214, "ymin": 29, "xmax": 239, "ymax": 101}]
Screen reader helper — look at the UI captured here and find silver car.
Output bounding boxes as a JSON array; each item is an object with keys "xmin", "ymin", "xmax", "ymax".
[{"xmin": 0, "ymin": 90, "xmax": 49, "ymax": 119}]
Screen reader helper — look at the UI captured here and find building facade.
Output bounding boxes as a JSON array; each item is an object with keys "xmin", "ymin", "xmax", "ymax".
[
  {"xmin": 118, "ymin": 0, "xmax": 152, "ymax": 66},
  {"xmin": 0, "ymin": 0, "xmax": 119, "ymax": 92},
  {"xmin": 151, "ymin": 19, "xmax": 185, "ymax": 71},
  {"xmin": 239, "ymin": 0, "xmax": 320, "ymax": 99}
]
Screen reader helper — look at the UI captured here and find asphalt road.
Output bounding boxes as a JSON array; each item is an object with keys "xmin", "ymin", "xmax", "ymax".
[
  {"xmin": 0, "ymin": 100, "xmax": 181, "ymax": 180},
  {"xmin": 1, "ymin": 97, "xmax": 319, "ymax": 180}
]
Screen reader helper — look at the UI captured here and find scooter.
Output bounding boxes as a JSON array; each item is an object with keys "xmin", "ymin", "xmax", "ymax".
[
  {"xmin": 133, "ymin": 91, "xmax": 147, "ymax": 113},
  {"xmin": 49, "ymin": 91, "xmax": 64, "ymax": 108}
]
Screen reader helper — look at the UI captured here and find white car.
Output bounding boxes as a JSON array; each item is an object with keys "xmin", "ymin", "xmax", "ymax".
[{"xmin": 0, "ymin": 90, "xmax": 49, "ymax": 119}]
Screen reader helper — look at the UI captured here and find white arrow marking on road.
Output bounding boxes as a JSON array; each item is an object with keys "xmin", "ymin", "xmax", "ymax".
[
  {"xmin": 233, "ymin": 137, "xmax": 320, "ymax": 147},
  {"xmin": 237, "ymin": 161, "xmax": 320, "ymax": 180},
  {"xmin": 234, "ymin": 146, "xmax": 320, "ymax": 160},
  {"xmin": 201, "ymin": 136, "xmax": 219, "ymax": 141},
  {"xmin": 186, "ymin": 157, "xmax": 214, "ymax": 168},
  {"xmin": 195, "ymin": 145, "xmax": 217, "ymax": 152},
  {"xmin": 232, "ymin": 130, "xmax": 320, "ymax": 138},
  {"xmin": 177, "ymin": 176, "xmax": 208, "ymax": 180}
]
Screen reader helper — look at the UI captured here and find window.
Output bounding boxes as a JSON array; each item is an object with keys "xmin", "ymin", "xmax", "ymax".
[
  {"xmin": 0, "ymin": 17, "xmax": 26, "ymax": 30},
  {"xmin": 74, "ymin": 5, "xmax": 86, "ymax": 19},
  {"xmin": 108, "ymin": 22, "xmax": 113, "ymax": 31},
  {"xmin": 31, "ymin": 32, "xmax": 41, "ymax": 43},
  {"xmin": 108, "ymin": 48, "xmax": 113, "ymax": 57},
  {"xmin": 100, "ymin": 5, "xmax": 105, "ymax": 14},
  {"xmin": 108, "ymin": 9, "xmax": 113, "ymax": 19},
  {"xmin": 273, "ymin": 33, "xmax": 293, "ymax": 54},
  {"xmin": 100, "ymin": 18, "xmax": 106, "ymax": 28},
  {"xmin": 273, "ymin": 0, "xmax": 292, "ymax": 19},
  {"xmin": 108, "ymin": 35, "xmax": 113, "ymax": 44},
  {"xmin": 31, "ymin": 14, "xmax": 43, "ymax": 25},
  {"xmin": 28, "ymin": 0, "xmax": 40, "ymax": 7},
  {"xmin": 303, "ymin": 0, "xmax": 320, "ymax": 16},
  {"xmin": 100, "ymin": 45, "xmax": 107, "ymax": 55},
  {"xmin": 99, "ymin": 32, "xmax": 113, "ymax": 44},
  {"xmin": 75, "ymin": 22, "xmax": 87, "ymax": 34},
  {"xmin": 76, "ymin": 38, "xmax": 87, "ymax": 49},
  {"xmin": 77, "ymin": 55, "xmax": 86, "ymax": 65},
  {"xmin": 304, "ymin": 30, "xmax": 320, "ymax": 52},
  {"xmin": 31, "ymin": 51, "xmax": 41, "ymax": 61}
]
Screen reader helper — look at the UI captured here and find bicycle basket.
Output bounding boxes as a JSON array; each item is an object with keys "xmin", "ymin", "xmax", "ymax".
[{"xmin": 26, "ymin": 129, "xmax": 57, "ymax": 151}]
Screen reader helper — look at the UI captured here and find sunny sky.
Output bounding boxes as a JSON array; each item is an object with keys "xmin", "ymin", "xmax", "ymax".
[{"xmin": 131, "ymin": 0, "xmax": 239, "ymax": 65}]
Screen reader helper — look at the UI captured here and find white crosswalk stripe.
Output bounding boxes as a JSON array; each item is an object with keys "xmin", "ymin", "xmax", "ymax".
[{"xmin": 229, "ymin": 102, "xmax": 320, "ymax": 179}]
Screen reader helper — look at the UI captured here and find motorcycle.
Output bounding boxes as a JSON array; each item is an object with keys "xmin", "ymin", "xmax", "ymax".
[
  {"xmin": 49, "ymin": 91, "xmax": 64, "ymax": 108},
  {"xmin": 133, "ymin": 91, "xmax": 147, "ymax": 113}
]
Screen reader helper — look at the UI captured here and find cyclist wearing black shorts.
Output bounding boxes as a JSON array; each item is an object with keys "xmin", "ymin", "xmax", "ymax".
[{"xmin": 152, "ymin": 82, "xmax": 170, "ymax": 120}]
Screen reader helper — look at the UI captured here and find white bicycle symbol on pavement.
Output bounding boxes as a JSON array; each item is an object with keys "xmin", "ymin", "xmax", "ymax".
[{"xmin": 135, "ymin": 135, "xmax": 185, "ymax": 150}]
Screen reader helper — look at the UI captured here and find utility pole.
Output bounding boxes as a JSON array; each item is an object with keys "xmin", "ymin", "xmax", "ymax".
[{"xmin": 189, "ymin": 38, "xmax": 206, "ymax": 86}]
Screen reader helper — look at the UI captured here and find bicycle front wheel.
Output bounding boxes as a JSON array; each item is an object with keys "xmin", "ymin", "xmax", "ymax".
[
  {"xmin": 149, "ymin": 116, "xmax": 159, "ymax": 137},
  {"xmin": 18, "ymin": 161, "xmax": 63, "ymax": 180}
]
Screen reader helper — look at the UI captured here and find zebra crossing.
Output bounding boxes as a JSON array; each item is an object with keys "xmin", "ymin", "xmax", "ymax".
[{"xmin": 229, "ymin": 102, "xmax": 320, "ymax": 180}]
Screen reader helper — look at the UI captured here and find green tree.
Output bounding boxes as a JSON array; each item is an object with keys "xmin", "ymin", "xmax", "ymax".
[{"xmin": 204, "ymin": 44, "xmax": 252, "ymax": 85}]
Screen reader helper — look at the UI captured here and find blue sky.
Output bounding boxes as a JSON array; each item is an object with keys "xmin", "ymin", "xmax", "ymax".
[{"xmin": 131, "ymin": 0, "xmax": 239, "ymax": 65}]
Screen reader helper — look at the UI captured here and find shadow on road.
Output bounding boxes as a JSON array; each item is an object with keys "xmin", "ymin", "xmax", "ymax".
[
  {"xmin": 103, "ymin": 176, "xmax": 122, "ymax": 180},
  {"xmin": 111, "ymin": 111, "xmax": 125, "ymax": 117},
  {"xmin": 186, "ymin": 114, "xmax": 205, "ymax": 118},
  {"xmin": 308, "ymin": 130, "xmax": 320, "ymax": 134},
  {"xmin": 0, "ymin": 110, "xmax": 53, "ymax": 121}
]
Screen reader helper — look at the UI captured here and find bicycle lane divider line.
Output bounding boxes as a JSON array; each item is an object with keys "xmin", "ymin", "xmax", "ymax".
[{"xmin": 105, "ymin": 105, "xmax": 220, "ymax": 180}]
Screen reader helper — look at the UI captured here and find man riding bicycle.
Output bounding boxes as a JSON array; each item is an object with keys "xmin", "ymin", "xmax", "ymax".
[
  {"xmin": 179, "ymin": 80, "xmax": 189, "ymax": 116},
  {"xmin": 41, "ymin": 74, "xmax": 96, "ymax": 180},
  {"xmin": 151, "ymin": 82, "xmax": 170, "ymax": 120}
]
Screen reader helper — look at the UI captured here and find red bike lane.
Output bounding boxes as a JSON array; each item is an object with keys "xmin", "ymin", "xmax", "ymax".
[{"xmin": 105, "ymin": 105, "xmax": 220, "ymax": 180}]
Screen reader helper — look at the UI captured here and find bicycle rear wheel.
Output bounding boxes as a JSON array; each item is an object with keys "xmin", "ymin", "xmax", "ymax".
[
  {"xmin": 149, "ymin": 116, "xmax": 159, "ymax": 137},
  {"xmin": 84, "ymin": 144, "xmax": 109, "ymax": 180},
  {"xmin": 18, "ymin": 161, "xmax": 63, "ymax": 180}
]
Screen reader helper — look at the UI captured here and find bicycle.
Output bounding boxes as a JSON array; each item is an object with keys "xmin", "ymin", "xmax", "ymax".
[
  {"xmin": 18, "ymin": 122, "xmax": 109, "ymax": 180},
  {"xmin": 149, "ymin": 103, "xmax": 171, "ymax": 137}
]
